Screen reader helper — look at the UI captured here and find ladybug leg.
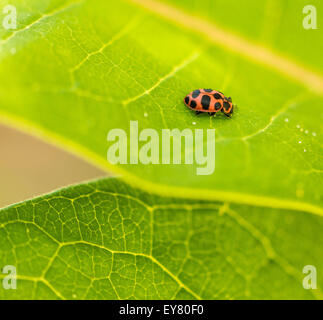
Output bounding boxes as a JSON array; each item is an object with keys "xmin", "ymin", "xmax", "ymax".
[
  {"xmin": 195, "ymin": 111, "xmax": 202, "ymax": 115},
  {"xmin": 208, "ymin": 112, "xmax": 215, "ymax": 116},
  {"xmin": 224, "ymin": 113, "xmax": 231, "ymax": 118}
]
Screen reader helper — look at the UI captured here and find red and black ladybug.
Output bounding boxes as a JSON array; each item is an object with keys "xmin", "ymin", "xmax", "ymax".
[{"xmin": 184, "ymin": 89, "xmax": 234, "ymax": 117}]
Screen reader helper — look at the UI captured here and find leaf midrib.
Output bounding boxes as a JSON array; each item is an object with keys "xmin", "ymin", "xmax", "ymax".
[{"xmin": 0, "ymin": 111, "xmax": 322, "ymax": 217}]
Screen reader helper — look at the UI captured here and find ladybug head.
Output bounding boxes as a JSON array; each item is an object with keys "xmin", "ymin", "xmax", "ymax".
[
  {"xmin": 222, "ymin": 100, "xmax": 233, "ymax": 115},
  {"xmin": 184, "ymin": 95, "xmax": 190, "ymax": 106}
]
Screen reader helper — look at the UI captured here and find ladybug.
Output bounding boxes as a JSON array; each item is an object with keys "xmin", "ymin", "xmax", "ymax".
[{"xmin": 184, "ymin": 89, "xmax": 233, "ymax": 117}]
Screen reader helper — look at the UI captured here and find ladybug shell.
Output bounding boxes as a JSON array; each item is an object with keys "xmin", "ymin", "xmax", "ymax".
[{"xmin": 184, "ymin": 89, "xmax": 226, "ymax": 113}]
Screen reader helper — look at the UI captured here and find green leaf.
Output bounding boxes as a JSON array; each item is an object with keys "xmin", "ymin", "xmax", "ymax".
[
  {"xmin": 0, "ymin": 0, "xmax": 322, "ymax": 215},
  {"xmin": 1, "ymin": 178, "xmax": 322, "ymax": 299},
  {"xmin": 158, "ymin": 0, "xmax": 323, "ymax": 71},
  {"xmin": 1, "ymin": 0, "xmax": 322, "ymax": 301}
]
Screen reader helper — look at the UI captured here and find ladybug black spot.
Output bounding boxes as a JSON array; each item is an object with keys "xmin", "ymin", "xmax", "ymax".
[
  {"xmin": 201, "ymin": 95, "xmax": 211, "ymax": 110},
  {"xmin": 185, "ymin": 96, "xmax": 190, "ymax": 104},
  {"xmin": 204, "ymin": 89, "xmax": 213, "ymax": 92},
  {"xmin": 213, "ymin": 93, "xmax": 222, "ymax": 99},
  {"xmin": 190, "ymin": 100, "xmax": 197, "ymax": 108},
  {"xmin": 192, "ymin": 90, "xmax": 200, "ymax": 98},
  {"xmin": 214, "ymin": 102, "xmax": 222, "ymax": 110}
]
